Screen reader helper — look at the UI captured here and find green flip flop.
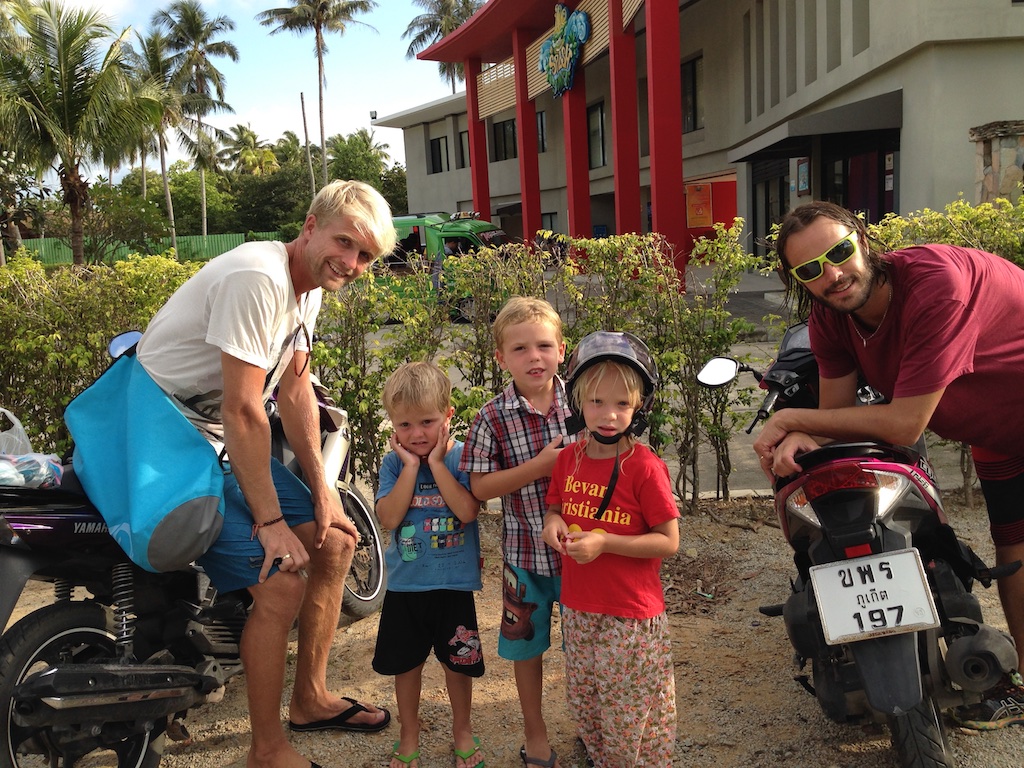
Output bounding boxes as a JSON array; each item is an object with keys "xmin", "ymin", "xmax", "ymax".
[
  {"xmin": 392, "ymin": 741, "xmax": 420, "ymax": 766},
  {"xmin": 453, "ymin": 735, "xmax": 484, "ymax": 767}
]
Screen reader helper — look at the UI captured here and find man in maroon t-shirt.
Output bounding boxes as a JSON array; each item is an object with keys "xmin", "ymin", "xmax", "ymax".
[{"xmin": 753, "ymin": 200, "xmax": 1024, "ymax": 730}]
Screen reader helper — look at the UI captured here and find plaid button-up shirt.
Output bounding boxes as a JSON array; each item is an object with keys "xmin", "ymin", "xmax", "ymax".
[{"xmin": 460, "ymin": 378, "xmax": 579, "ymax": 576}]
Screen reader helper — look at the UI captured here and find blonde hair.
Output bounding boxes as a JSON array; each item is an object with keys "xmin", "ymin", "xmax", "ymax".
[
  {"xmin": 382, "ymin": 361, "xmax": 452, "ymax": 416},
  {"xmin": 570, "ymin": 360, "xmax": 644, "ymax": 462},
  {"xmin": 571, "ymin": 360, "xmax": 644, "ymax": 414},
  {"xmin": 306, "ymin": 180, "xmax": 397, "ymax": 260},
  {"xmin": 491, "ymin": 296, "xmax": 563, "ymax": 349}
]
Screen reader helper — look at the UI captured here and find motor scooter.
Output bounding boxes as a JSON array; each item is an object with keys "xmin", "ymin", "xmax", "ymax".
[
  {"xmin": 0, "ymin": 332, "xmax": 387, "ymax": 768},
  {"xmin": 698, "ymin": 322, "xmax": 1020, "ymax": 768}
]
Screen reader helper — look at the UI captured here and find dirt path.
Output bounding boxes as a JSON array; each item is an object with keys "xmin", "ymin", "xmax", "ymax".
[{"xmin": 9, "ymin": 497, "xmax": 1024, "ymax": 767}]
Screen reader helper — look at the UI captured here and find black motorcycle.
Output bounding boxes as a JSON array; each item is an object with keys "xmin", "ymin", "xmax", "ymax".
[
  {"xmin": 698, "ymin": 322, "xmax": 1019, "ymax": 768},
  {"xmin": 0, "ymin": 334, "xmax": 387, "ymax": 768}
]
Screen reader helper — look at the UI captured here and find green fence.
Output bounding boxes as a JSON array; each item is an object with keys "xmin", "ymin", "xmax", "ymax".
[{"xmin": 19, "ymin": 232, "xmax": 281, "ymax": 265}]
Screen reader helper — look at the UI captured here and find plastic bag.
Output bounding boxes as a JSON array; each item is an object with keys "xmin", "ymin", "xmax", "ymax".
[
  {"xmin": 0, "ymin": 457, "xmax": 24, "ymax": 486},
  {"xmin": 0, "ymin": 408, "xmax": 32, "ymax": 455},
  {"xmin": 0, "ymin": 453, "xmax": 63, "ymax": 488}
]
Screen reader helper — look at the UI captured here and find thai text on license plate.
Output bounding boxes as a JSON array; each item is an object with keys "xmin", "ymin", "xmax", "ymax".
[{"xmin": 809, "ymin": 548, "xmax": 939, "ymax": 645}]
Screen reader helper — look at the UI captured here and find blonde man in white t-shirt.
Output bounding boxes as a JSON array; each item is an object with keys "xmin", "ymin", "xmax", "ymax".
[{"xmin": 138, "ymin": 180, "xmax": 397, "ymax": 768}]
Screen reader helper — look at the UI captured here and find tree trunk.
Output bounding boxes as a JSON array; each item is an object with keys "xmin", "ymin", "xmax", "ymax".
[
  {"xmin": 2, "ymin": 219, "xmax": 23, "ymax": 255},
  {"xmin": 61, "ymin": 169, "xmax": 88, "ymax": 265},
  {"xmin": 140, "ymin": 145, "xmax": 148, "ymax": 200},
  {"xmin": 317, "ymin": 47, "xmax": 328, "ymax": 188},
  {"xmin": 301, "ymin": 92, "xmax": 316, "ymax": 196},
  {"xmin": 198, "ymin": 115, "xmax": 208, "ymax": 238},
  {"xmin": 159, "ymin": 135, "xmax": 177, "ymax": 253},
  {"xmin": 200, "ymin": 165, "xmax": 208, "ymax": 238}
]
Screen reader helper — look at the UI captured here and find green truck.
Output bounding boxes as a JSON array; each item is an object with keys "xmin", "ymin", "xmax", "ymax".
[{"xmin": 386, "ymin": 211, "xmax": 509, "ymax": 272}]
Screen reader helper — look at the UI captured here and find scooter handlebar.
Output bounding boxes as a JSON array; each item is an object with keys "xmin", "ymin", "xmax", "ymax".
[{"xmin": 746, "ymin": 390, "xmax": 781, "ymax": 434}]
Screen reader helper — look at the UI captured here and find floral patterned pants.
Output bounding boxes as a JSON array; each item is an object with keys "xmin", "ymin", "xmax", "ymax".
[{"xmin": 562, "ymin": 607, "xmax": 676, "ymax": 766}]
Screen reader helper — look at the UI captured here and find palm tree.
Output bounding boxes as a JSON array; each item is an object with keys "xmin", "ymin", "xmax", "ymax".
[
  {"xmin": 0, "ymin": 1, "xmax": 161, "ymax": 264},
  {"xmin": 403, "ymin": 0, "xmax": 482, "ymax": 93},
  {"xmin": 274, "ymin": 130, "xmax": 304, "ymax": 164},
  {"xmin": 220, "ymin": 123, "xmax": 280, "ymax": 176},
  {"xmin": 256, "ymin": 1, "xmax": 378, "ymax": 188},
  {"xmin": 326, "ymin": 127, "xmax": 389, "ymax": 185},
  {"xmin": 127, "ymin": 28, "xmax": 214, "ymax": 253},
  {"xmin": 152, "ymin": 0, "xmax": 238, "ymax": 238}
]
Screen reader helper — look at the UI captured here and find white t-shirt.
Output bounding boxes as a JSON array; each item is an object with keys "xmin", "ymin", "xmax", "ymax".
[{"xmin": 137, "ymin": 241, "xmax": 322, "ymax": 440}]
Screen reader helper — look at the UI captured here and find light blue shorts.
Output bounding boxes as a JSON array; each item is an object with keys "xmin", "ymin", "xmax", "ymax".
[
  {"xmin": 497, "ymin": 562, "xmax": 561, "ymax": 661},
  {"xmin": 197, "ymin": 459, "xmax": 315, "ymax": 592}
]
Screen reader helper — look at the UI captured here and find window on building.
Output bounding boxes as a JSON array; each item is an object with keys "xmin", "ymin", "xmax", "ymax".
[
  {"xmin": 587, "ymin": 102, "xmax": 606, "ymax": 169},
  {"xmin": 493, "ymin": 119, "xmax": 517, "ymax": 161},
  {"xmin": 429, "ymin": 136, "xmax": 449, "ymax": 174},
  {"xmin": 457, "ymin": 131, "xmax": 470, "ymax": 169},
  {"xmin": 541, "ymin": 212, "xmax": 558, "ymax": 231},
  {"xmin": 537, "ymin": 111, "xmax": 547, "ymax": 153},
  {"xmin": 682, "ymin": 56, "xmax": 705, "ymax": 133}
]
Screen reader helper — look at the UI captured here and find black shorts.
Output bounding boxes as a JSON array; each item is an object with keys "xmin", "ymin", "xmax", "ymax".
[
  {"xmin": 372, "ymin": 590, "xmax": 485, "ymax": 678},
  {"xmin": 971, "ymin": 447, "xmax": 1024, "ymax": 547}
]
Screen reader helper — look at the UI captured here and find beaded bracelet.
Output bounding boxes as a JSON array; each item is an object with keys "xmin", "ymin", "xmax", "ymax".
[{"xmin": 251, "ymin": 515, "xmax": 285, "ymax": 540}]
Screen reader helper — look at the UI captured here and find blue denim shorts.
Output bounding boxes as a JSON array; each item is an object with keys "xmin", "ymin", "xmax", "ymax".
[{"xmin": 197, "ymin": 459, "xmax": 315, "ymax": 592}]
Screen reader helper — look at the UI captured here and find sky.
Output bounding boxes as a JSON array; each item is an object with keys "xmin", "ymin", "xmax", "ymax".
[{"xmin": 62, "ymin": 0, "xmax": 464, "ymax": 171}]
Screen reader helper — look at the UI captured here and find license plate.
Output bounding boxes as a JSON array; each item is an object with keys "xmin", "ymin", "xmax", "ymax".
[{"xmin": 809, "ymin": 548, "xmax": 939, "ymax": 645}]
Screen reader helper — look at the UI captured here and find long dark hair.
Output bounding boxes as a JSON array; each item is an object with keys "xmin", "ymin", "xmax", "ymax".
[{"xmin": 775, "ymin": 201, "xmax": 889, "ymax": 318}]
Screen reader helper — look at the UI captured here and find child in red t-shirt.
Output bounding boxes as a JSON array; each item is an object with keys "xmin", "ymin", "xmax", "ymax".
[{"xmin": 542, "ymin": 331, "xmax": 680, "ymax": 766}]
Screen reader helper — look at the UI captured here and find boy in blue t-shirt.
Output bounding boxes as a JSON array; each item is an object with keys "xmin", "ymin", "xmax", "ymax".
[{"xmin": 373, "ymin": 362, "xmax": 485, "ymax": 768}]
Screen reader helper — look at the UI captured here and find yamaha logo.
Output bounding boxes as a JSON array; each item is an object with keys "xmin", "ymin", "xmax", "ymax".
[{"xmin": 74, "ymin": 521, "xmax": 108, "ymax": 534}]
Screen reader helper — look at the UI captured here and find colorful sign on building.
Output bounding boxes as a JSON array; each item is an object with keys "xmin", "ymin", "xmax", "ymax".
[{"xmin": 538, "ymin": 4, "xmax": 591, "ymax": 97}]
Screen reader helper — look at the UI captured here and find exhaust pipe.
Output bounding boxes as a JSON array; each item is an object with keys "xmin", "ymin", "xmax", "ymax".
[
  {"xmin": 13, "ymin": 663, "xmax": 209, "ymax": 728},
  {"xmin": 945, "ymin": 625, "xmax": 1018, "ymax": 692}
]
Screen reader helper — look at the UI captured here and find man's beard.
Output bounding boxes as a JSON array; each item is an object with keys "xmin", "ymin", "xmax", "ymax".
[{"xmin": 811, "ymin": 263, "xmax": 879, "ymax": 315}]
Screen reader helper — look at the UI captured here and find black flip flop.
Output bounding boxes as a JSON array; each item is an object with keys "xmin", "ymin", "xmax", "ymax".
[{"xmin": 288, "ymin": 697, "xmax": 391, "ymax": 733}]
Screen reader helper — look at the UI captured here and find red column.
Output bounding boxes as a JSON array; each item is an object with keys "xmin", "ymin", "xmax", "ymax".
[
  {"xmin": 513, "ymin": 28, "xmax": 541, "ymax": 241},
  {"xmin": 645, "ymin": 0, "xmax": 687, "ymax": 257},
  {"xmin": 464, "ymin": 57, "xmax": 491, "ymax": 220},
  {"xmin": 608, "ymin": 0, "xmax": 641, "ymax": 235},
  {"xmin": 562, "ymin": 67, "xmax": 592, "ymax": 238}
]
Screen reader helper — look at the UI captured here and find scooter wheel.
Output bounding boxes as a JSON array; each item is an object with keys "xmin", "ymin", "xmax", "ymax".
[
  {"xmin": 342, "ymin": 487, "xmax": 387, "ymax": 619},
  {"xmin": 0, "ymin": 602, "xmax": 165, "ymax": 768},
  {"xmin": 888, "ymin": 695, "xmax": 953, "ymax": 768}
]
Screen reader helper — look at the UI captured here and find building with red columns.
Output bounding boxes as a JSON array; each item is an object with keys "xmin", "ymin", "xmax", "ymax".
[{"xmin": 375, "ymin": 0, "xmax": 1024, "ymax": 260}]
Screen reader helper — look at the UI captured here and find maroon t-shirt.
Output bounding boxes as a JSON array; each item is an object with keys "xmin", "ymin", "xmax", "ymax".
[{"xmin": 810, "ymin": 245, "xmax": 1024, "ymax": 456}]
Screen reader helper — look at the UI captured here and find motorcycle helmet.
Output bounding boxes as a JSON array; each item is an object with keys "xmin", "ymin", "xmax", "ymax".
[{"xmin": 564, "ymin": 331, "xmax": 659, "ymax": 443}]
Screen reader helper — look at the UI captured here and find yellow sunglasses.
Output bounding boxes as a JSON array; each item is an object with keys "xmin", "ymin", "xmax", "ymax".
[{"xmin": 788, "ymin": 232, "xmax": 857, "ymax": 283}]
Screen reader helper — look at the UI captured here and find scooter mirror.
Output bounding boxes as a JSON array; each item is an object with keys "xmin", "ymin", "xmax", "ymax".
[
  {"xmin": 697, "ymin": 357, "xmax": 740, "ymax": 388},
  {"xmin": 108, "ymin": 331, "xmax": 143, "ymax": 359}
]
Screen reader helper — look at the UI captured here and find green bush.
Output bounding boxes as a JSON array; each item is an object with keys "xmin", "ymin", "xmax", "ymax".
[
  {"xmin": 0, "ymin": 230, "xmax": 762, "ymax": 509},
  {"xmin": 0, "ymin": 252, "xmax": 198, "ymax": 452}
]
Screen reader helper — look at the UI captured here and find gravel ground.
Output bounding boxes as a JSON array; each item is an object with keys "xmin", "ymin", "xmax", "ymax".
[{"xmin": 9, "ymin": 496, "xmax": 1024, "ymax": 768}]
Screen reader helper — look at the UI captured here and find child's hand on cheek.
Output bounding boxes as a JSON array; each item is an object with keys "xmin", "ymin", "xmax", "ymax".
[
  {"xmin": 390, "ymin": 433, "xmax": 420, "ymax": 468},
  {"xmin": 428, "ymin": 420, "xmax": 451, "ymax": 465}
]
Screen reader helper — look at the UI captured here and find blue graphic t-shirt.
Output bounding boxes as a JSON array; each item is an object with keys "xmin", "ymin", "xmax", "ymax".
[{"xmin": 376, "ymin": 441, "xmax": 482, "ymax": 592}]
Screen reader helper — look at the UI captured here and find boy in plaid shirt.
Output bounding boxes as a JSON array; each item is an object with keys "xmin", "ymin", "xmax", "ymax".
[{"xmin": 460, "ymin": 296, "xmax": 577, "ymax": 768}]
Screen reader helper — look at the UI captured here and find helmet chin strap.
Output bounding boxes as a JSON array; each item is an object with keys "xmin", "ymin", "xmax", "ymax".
[{"xmin": 590, "ymin": 430, "xmax": 624, "ymax": 445}]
